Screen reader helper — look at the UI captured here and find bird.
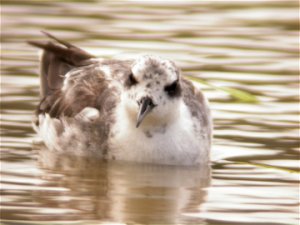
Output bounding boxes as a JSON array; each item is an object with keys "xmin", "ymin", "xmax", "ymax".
[{"xmin": 29, "ymin": 32, "xmax": 212, "ymax": 166}]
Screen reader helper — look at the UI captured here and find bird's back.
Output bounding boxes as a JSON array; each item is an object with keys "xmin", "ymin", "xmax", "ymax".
[{"xmin": 30, "ymin": 33, "xmax": 123, "ymax": 157}]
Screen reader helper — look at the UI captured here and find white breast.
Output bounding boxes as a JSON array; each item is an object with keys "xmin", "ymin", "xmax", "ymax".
[{"xmin": 108, "ymin": 100, "xmax": 210, "ymax": 166}]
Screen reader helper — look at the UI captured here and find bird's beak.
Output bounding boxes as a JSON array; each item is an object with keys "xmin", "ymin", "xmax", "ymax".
[{"xmin": 136, "ymin": 96, "xmax": 155, "ymax": 128}]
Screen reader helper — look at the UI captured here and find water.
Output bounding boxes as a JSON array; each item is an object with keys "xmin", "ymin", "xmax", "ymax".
[{"xmin": 1, "ymin": 1, "xmax": 299, "ymax": 224}]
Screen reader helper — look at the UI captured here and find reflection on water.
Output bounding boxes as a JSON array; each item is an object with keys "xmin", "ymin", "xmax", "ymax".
[
  {"xmin": 1, "ymin": 0, "xmax": 299, "ymax": 224},
  {"xmin": 30, "ymin": 146, "xmax": 209, "ymax": 224}
]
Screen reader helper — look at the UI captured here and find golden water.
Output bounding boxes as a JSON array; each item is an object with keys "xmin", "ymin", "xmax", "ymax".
[{"xmin": 1, "ymin": 1, "xmax": 299, "ymax": 224}]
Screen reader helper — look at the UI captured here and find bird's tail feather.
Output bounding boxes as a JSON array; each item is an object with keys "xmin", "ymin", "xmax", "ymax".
[{"xmin": 28, "ymin": 31, "xmax": 95, "ymax": 98}]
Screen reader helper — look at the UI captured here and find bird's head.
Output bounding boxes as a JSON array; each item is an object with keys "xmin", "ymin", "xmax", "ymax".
[{"xmin": 123, "ymin": 55, "xmax": 182, "ymax": 128}]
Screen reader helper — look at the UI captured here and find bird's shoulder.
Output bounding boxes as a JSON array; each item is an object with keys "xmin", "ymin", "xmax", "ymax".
[{"xmin": 181, "ymin": 78, "xmax": 210, "ymax": 123}]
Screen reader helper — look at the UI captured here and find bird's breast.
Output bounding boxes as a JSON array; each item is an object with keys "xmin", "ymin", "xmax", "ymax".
[{"xmin": 108, "ymin": 103, "xmax": 210, "ymax": 165}]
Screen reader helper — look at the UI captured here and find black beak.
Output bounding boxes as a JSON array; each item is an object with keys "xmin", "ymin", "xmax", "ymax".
[{"xmin": 136, "ymin": 96, "xmax": 156, "ymax": 128}]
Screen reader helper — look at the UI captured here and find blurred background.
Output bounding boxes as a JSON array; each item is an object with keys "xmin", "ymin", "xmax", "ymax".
[{"xmin": 1, "ymin": 1, "xmax": 299, "ymax": 224}]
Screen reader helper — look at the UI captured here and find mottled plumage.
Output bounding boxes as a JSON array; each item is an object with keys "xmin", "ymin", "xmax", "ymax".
[{"xmin": 30, "ymin": 32, "xmax": 212, "ymax": 165}]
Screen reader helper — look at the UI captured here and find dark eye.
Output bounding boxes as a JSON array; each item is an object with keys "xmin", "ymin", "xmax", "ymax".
[
  {"xmin": 126, "ymin": 73, "xmax": 138, "ymax": 86},
  {"xmin": 164, "ymin": 80, "xmax": 180, "ymax": 97}
]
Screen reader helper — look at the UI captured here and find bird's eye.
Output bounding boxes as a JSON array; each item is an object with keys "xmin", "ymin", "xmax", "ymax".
[
  {"xmin": 127, "ymin": 73, "xmax": 138, "ymax": 86},
  {"xmin": 164, "ymin": 80, "xmax": 179, "ymax": 97}
]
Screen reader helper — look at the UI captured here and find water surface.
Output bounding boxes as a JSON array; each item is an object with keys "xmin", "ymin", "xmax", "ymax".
[{"xmin": 1, "ymin": 1, "xmax": 299, "ymax": 224}]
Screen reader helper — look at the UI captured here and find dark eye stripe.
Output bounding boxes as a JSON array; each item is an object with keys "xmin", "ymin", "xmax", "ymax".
[
  {"xmin": 164, "ymin": 80, "xmax": 181, "ymax": 97},
  {"xmin": 125, "ymin": 73, "xmax": 138, "ymax": 87},
  {"xmin": 129, "ymin": 73, "xmax": 138, "ymax": 85}
]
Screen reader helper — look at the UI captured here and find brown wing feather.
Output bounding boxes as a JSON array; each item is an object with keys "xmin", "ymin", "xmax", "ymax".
[
  {"xmin": 28, "ymin": 32, "xmax": 95, "ymax": 98},
  {"xmin": 29, "ymin": 33, "xmax": 131, "ymax": 128},
  {"xmin": 182, "ymin": 78, "xmax": 209, "ymax": 127},
  {"xmin": 35, "ymin": 64, "xmax": 120, "ymax": 126},
  {"xmin": 28, "ymin": 32, "xmax": 113, "ymax": 126}
]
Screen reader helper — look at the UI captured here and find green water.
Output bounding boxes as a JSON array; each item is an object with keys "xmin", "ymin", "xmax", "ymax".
[{"xmin": 1, "ymin": 1, "xmax": 299, "ymax": 224}]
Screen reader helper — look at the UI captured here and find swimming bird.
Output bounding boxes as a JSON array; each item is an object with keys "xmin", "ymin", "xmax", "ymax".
[{"xmin": 29, "ymin": 32, "xmax": 212, "ymax": 166}]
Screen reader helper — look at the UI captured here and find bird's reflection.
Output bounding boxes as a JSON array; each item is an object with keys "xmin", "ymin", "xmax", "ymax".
[{"xmin": 34, "ymin": 144, "xmax": 211, "ymax": 224}]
